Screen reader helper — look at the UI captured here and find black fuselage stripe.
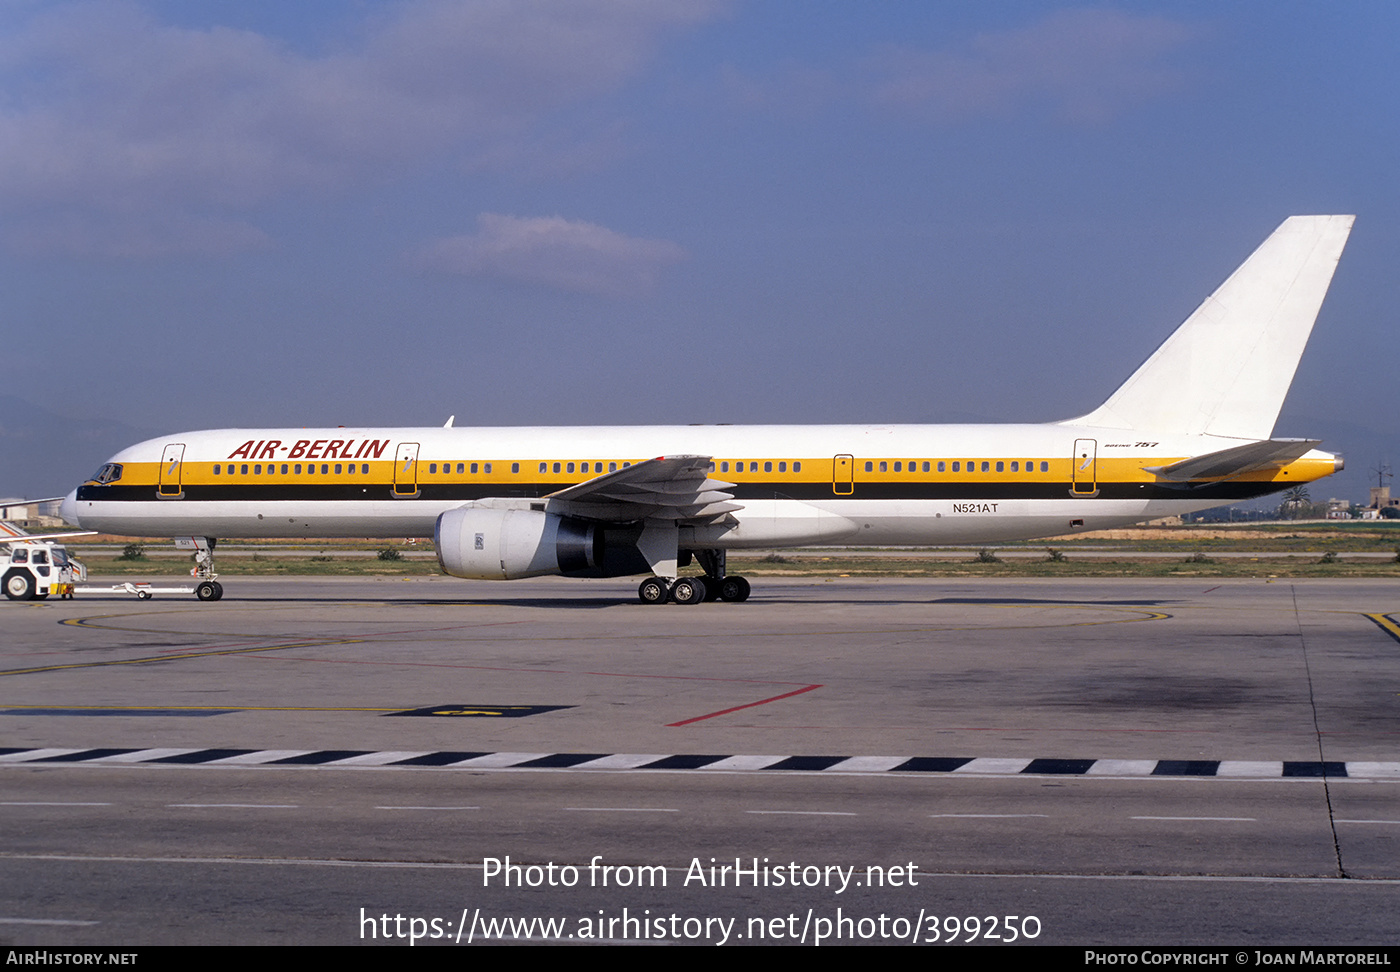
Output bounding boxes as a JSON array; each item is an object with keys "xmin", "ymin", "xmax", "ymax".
[{"xmin": 78, "ymin": 480, "xmax": 1292, "ymax": 503}]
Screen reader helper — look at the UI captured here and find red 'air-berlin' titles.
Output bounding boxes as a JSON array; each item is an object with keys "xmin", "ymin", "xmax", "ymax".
[{"xmin": 227, "ymin": 439, "xmax": 390, "ymax": 460}]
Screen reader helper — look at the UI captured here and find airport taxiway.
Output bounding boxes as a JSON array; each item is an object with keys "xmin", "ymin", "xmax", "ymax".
[{"xmin": 2, "ymin": 576, "xmax": 1398, "ymax": 945}]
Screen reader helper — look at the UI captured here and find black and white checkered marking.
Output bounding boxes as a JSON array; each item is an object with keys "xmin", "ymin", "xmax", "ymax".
[{"xmin": 0, "ymin": 747, "xmax": 1395, "ymax": 778}]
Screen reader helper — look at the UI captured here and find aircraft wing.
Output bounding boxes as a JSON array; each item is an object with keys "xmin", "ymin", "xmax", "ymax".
[
  {"xmin": 543, "ymin": 455, "xmax": 741, "ymax": 522},
  {"xmin": 0, "ymin": 498, "xmax": 98, "ymax": 543},
  {"xmin": 1144, "ymin": 439, "xmax": 1322, "ymax": 482}
]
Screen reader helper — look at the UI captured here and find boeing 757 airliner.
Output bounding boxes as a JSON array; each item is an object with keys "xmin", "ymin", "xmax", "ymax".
[{"xmin": 56, "ymin": 216, "xmax": 1353, "ymax": 604}]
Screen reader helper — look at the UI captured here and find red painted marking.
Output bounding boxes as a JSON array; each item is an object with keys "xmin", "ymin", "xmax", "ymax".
[
  {"xmin": 1202, "ymin": 586, "xmax": 1221, "ymax": 594},
  {"xmin": 667, "ymin": 683, "xmax": 821, "ymax": 727}
]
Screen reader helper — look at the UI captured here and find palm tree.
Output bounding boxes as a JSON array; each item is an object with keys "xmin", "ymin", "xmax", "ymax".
[{"xmin": 1280, "ymin": 485, "xmax": 1312, "ymax": 519}]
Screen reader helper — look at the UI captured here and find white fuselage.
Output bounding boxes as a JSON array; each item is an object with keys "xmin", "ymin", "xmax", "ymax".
[{"xmin": 63, "ymin": 423, "xmax": 1337, "ymax": 548}]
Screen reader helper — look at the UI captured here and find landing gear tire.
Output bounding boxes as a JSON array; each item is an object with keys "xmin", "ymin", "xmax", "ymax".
[
  {"xmin": 137, "ymin": 590, "xmax": 152, "ymax": 600},
  {"xmin": 638, "ymin": 577, "xmax": 670, "ymax": 605},
  {"xmin": 700, "ymin": 576, "xmax": 721, "ymax": 601},
  {"xmin": 4, "ymin": 570, "xmax": 35, "ymax": 601},
  {"xmin": 196, "ymin": 581, "xmax": 218, "ymax": 601},
  {"xmin": 717, "ymin": 575, "xmax": 751, "ymax": 602},
  {"xmin": 670, "ymin": 577, "xmax": 707, "ymax": 605},
  {"xmin": 210, "ymin": 581, "xmax": 223, "ymax": 601}
]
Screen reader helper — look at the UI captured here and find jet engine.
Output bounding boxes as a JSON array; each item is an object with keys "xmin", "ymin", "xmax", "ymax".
[{"xmin": 435, "ymin": 506, "xmax": 649, "ymax": 580}]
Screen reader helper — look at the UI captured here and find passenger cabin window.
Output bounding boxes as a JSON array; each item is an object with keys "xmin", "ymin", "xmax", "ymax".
[{"xmin": 512, "ymin": 463, "xmax": 520, "ymax": 473}]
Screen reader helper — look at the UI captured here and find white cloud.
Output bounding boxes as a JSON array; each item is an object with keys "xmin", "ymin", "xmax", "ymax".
[
  {"xmin": 720, "ymin": 9, "xmax": 1197, "ymax": 125},
  {"xmin": 0, "ymin": 0, "xmax": 723, "ymax": 256},
  {"xmin": 413, "ymin": 213, "xmax": 687, "ymax": 297},
  {"xmin": 869, "ymin": 9, "xmax": 1198, "ymax": 123}
]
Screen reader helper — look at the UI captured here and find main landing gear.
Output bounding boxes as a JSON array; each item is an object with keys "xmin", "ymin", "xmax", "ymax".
[{"xmin": 637, "ymin": 549, "xmax": 751, "ymax": 605}]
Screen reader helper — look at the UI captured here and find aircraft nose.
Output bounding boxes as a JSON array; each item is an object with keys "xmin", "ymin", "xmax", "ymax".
[{"xmin": 59, "ymin": 489, "xmax": 79, "ymax": 526}]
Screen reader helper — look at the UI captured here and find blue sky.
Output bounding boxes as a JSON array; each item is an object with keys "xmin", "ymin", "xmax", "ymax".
[{"xmin": 3, "ymin": 1, "xmax": 1396, "ymax": 499}]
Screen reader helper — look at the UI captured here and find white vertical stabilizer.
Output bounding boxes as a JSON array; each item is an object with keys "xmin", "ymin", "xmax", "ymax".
[{"xmin": 1069, "ymin": 215, "xmax": 1353, "ymax": 439}]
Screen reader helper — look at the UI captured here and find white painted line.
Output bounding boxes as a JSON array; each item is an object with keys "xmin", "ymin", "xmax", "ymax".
[
  {"xmin": 0, "ymin": 749, "xmax": 83, "ymax": 763},
  {"xmin": 1334, "ymin": 819, "xmax": 1400, "ymax": 825},
  {"xmin": 168, "ymin": 803, "xmax": 301, "ymax": 809},
  {"xmin": 930, "ymin": 813, "xmax": 1049, "ymax": 818},
  {"xmin": 825, "ymin": 756, "xmax": 907, "ymax": 772},
  {"xmin": 1216, "ymin": 761, "xmax": 1283, "ymax": 777},
  {"xmin": 0, "ymin": 917, "xmax": 100, "ymax": 926},
  {"xmin": 697, "ymin": 755, "xmax": 786, "ymax": 770},
  {"xmin": 96, "ymin": 748, "xmax": 194, "ymax": 763},
  {"xmin": 562, "ymin": 807, "xmax": 679, "ymax": 813},
  {"xmin": 570, "ymin": 754, "xmax": 667, "ymax": 769},
  {"xmin": 206, "ymin": 750, "xmax": 311, "ymax": 765},
  {"xmin": 1131, "ymin": 816, "xmax": 1257, "ymax": 822},
  {"xmin": 447, "ymin": 752, "xmax": 550, "ymax": 768},
  {"xmin": 0, "ymin": 801, "xmax": 112, "ymax": 807},
  {"xmin": 747, "ymin": 810, "xmax": 857, "ymax": 816},
  {"xmin": 954, "ymin": 758, "xmax": 1032, "ymax": 774},
  {"xmin": 1344, "ymin": 762, "xmax": 1400, "ymax": 778},
  {"xmin": 327, "ymin": 751, "xmax": 431, "ymax": 766},
  {"xmin": 376, "ymin": 806, "xmax": 480, "ymax": 811},
  {"xmin": 1087, "ymin": 759, "xmax": 1156, "ymax": 776}
]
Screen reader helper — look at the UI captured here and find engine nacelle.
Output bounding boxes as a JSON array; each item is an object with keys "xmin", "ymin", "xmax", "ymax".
[{"xmin": 435, "ymin": 507, "xmax": 649, "ymax": 580}]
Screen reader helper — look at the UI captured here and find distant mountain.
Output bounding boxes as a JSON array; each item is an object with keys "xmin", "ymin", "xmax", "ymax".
[{"xmin": 0, "ymin": 395, "xmax": 160, "ymax": 500}]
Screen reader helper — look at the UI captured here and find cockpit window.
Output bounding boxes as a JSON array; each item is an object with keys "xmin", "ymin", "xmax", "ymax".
[{"xmin": 87, "ymin": 463, "xmax": 123, "ymax": 485}]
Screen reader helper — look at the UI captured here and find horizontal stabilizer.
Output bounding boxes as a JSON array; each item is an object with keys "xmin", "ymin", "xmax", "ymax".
[{"xmin": 1144, "ymin": 438, "xmax": 1321, "ymax": 482}]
